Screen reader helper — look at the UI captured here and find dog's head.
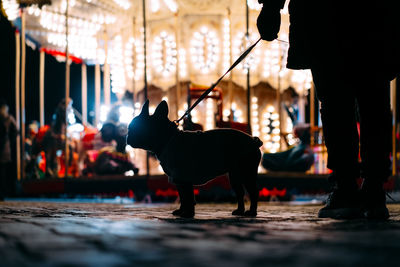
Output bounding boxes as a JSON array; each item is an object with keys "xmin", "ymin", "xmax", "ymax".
[{"xmin": 127, "ymin": 100, "xmax": 175, "ymax": 152}]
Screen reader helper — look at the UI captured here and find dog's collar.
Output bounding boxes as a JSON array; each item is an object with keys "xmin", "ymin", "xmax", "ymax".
[{"xmin": 155, "ymin": 130, "xmax": 179, "ymax": 161}]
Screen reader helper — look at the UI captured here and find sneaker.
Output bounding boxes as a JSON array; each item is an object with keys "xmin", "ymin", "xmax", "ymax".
[
  {"xmin": 318, "ymin": 188, "xmax": 364, "ymax": 219},
  {"xmin": 361, "ymin": 187, "xmax": 390, "ymax": 220}
]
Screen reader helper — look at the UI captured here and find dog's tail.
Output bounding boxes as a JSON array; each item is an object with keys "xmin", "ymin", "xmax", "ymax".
[{"xmin": 253, "ymin": 136, "xmax": 263, "ymax": 148}]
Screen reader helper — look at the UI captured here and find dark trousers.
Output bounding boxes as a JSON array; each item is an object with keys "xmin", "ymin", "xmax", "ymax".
[{"xmin": 311, "ymin": 65, "xmax": 392, "ymax": 186}]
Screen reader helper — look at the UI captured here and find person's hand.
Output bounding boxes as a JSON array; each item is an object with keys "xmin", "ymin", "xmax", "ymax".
[{"xmin": 257, "ymin": 3, "xmax": 282, "ymax": 41}]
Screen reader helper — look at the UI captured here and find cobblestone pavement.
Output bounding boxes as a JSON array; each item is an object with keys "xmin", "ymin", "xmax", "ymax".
[{"xmin": 1, "ymin": 201, "xmax": 400, "ymax": 267}]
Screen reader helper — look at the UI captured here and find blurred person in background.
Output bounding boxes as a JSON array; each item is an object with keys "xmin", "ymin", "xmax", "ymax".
[{"xmin": 0, "ymin": 99, "xmax": 18, "ymax": 200}]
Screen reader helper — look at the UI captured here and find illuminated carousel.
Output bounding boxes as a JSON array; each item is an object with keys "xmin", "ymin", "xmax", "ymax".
[{"xmin": 2, "ymin": 0, "xmax": 324, "ymax": 179}]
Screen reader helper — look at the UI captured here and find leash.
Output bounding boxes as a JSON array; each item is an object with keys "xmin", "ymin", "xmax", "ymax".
[{"xmin": 174, "ymin": 37, "xmax": 263, "ymax": 124}]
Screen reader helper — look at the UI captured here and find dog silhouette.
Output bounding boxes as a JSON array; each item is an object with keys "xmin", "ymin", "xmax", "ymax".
[{"xmin": 127, "ymin": 100, "xmax": 263, "ymax": 218}]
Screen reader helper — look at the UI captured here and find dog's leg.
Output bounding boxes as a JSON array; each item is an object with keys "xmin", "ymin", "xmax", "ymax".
[
  {"xmin": 172, "ymin": 184, "xmax": 195, "ymax": 218},
  {"xmin": 243, "ymin": 169, "xmax": 259, "ymax": 217},
  {"xmin": 229, "ymin": 172, "xmax": 245, "ymax": 216}
]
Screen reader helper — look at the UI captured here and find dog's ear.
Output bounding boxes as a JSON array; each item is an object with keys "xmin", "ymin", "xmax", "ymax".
[
  {"xmin": 139, "ymin": 100, "xmax": 149, "ymax": 117},
  {"xmin": 153, "ymin": 100, "xmax": 169, "ymax": 118}
]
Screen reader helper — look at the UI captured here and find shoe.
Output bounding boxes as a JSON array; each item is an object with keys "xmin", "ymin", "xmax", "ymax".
[
  {"xmin": 361, "ymin": 186, "xmax": 390, "ymax": 220},
  {"xmin": 318, "ymin": 188, "xmax": 364, "ymax": 219}
]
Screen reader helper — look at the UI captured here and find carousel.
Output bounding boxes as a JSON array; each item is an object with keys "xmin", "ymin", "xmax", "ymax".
[{"xmin": 2, "ymin": 0, "xmax": 331, "ymax": 182}]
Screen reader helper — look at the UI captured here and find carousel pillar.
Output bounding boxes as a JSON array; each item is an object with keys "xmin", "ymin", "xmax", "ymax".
[
  {"xmin": 39, "ymin": 49, "xmax": 45, "ymax": 126},
  {"xmin": 298, "ymin": 88, "xmax": 305, "ymax": 124},
  {"xmin": 142, "ymin": 0, "xmax": 148, "ymax": 101},
  {"xmin": 142, "ymin": 0, "xmax": 149, "ymax": 176},
  {"xmin": 391, "ymin": 78, "xmax": 397, "ymax": 176},
  {"xmin": 174, "ymin": 11, "xmax": 180, "ymax": 118},
  {"xmin": 277, "ymin": 72, "xmax": 282, "ymax": 151},
  {"xmin": 309, "ymin": 82, "xmax": 316, "ymax": 147},
  {"xmin": 95, "ymin": 63, "xmax": 101, "ymax": 126},
  {"xmin": 64, "ymin": 0, "xmax": 70, "ymax": 178},
  {"xmin": 245, "ymin": 0, "xmax": 251, "ymax": 133},
  {"xmin": 20, "ymin": 9, "xmax": 26, "ymax": 179},
  {"xmin": 227, "ymin": 8, "xmax": 234, "ymax": 112},
  {"xmin": 277, "ymin": 44, "xmax": 284, "ymax": 151},
  {"xmin": 15, "ymin": 30, "xmax": 21, "ymax": 180},
  {"xmin": 103, "ymin": 29, "xmax": 111, "ymax": 106},
  {"xmin": 132, "ymin": 17, "xmax": 137, "ymax": 97},
  {"xmin": 310, "ymin": 82, "xmax": 315, "ymax": 127},
  {"xmin": 81, "ymin": 63, "xmax": 87, "ymax": 125}
]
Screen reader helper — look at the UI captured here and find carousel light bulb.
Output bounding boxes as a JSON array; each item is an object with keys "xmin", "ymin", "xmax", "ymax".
[
  {"xmin": 267, "ymin": 106, "xmax": 275, "ymax": 113},
  {"xmin": 34, "ymin": 8, "xmax": 40, "ymax": 17},
  {"xmin": 272, "ymin": 121, "xmax": 280, "ymax": 127},
  {"xmin": 272, "ymin": 135, "xmax": 281, "ymax": 142},
  {"xmin": 264, "ymin": 134, "xmax": 271, "ymax": 141},
  {"xmin": 151, "ymin": 0, "xmax": 160, "ymax": 12},
  {"xmin": 235, "ymin": 110, "xmax": 243, "ymax": 117},
  {"xmin": 164, "ymin": 0, "xmax": 178, "ymax": 12},
  {"xmin": 223, "ymin": 109, "xmax": 230, "ymax": 117},
  {"xmin": 262, "ymin": 127, "xmax": 271, "ymax": 134},
  {"xmin": 119, "ymin": 106, "xmax": 134, "ymax": 124},
  {"xmin": 271, "ymin": 113, "xmax": 279, "ymax": 120},
  {"xmin": 100, "ymin": 105, "xmax": 110, "ymax": 123},
  {"xmin": 273, "ymin": 143, "xmax": 280, "ymax": 149},
  {"xmin": 149, "ymin": 106, "xmax": 156, "ymax": 115},
  {"xmin": 263, "ymin": 119, "xmax": 270, "ymax": 125},
  {"xmin": 223, "ymin": 19, "xmax": 229, "ymax": 27},
  {"xmin": 265, "ymin": 142, "xmax": 272, "ymax": 149}
]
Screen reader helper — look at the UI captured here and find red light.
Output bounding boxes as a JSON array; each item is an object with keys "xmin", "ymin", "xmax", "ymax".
[
  {"xmin": 155, "ymin": 189, "xmax": 179, "ymax": 197},
  {"xmin": 259, "ymin": 187, "xmax": 286, "ymax": 197},
  {"xmin": 155, "ymin": 188, "xmax": 200, "ymax": 197}
]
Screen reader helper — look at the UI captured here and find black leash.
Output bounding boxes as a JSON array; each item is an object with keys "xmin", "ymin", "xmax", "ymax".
[{"xmin": 174, "ymin": 37, "xmax": 262, "ymax": 124}]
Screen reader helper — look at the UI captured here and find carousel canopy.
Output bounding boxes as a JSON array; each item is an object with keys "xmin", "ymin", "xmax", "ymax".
[{"xmin": 2, "ymin": 0, "xmax": 312, "ymax": 95}]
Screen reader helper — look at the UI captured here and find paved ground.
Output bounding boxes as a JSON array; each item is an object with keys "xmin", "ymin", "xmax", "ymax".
[{"xmin": 1, "ymin": 201, "xmax": 400, "ymax": 267}]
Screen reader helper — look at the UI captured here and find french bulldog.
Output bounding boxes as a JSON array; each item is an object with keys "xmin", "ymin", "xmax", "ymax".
[{"xmin": 127, "ymin": 100, "xmax": 263, "ymax": 218}]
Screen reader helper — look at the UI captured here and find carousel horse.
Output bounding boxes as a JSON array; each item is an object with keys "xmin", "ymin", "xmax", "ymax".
[
  {"xmin": 81, "ymin": 105, "xmax": 139, "ymax": 176},
  {"xmin": 262, "ymin": 103, "xmax": 314, "ymax": 173},
  {"xmin": 28, "ymin": 99, "xmax": 73, "ymax": 178}
]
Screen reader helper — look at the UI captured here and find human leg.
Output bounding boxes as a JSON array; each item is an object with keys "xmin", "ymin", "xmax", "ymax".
[
  {"xmin": 311, "ymin": 66, "xmax": 363, "ymax": 219},
  {"xmin": 356, "ymin": 77, "xmax": 391, "ymax": 219},
  {"xmin": 311, "ymin": 66, "xmax": 360, "ymax": 188}
]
